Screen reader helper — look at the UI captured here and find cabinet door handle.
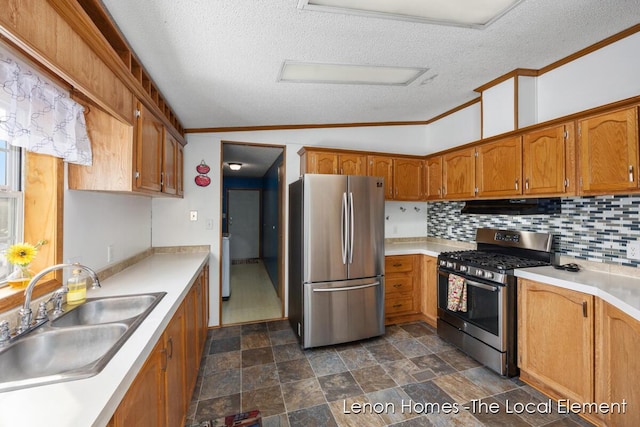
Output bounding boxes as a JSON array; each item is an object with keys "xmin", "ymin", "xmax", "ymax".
[
  {"xmin": 515, "ymin": 179, "xmax": 519, "ymax": 190},
  {"xmin": 525, "ymin": 178, "xmax": 529, "ymax": 190},
  {"xmin": 582, "ymin": 301, "xmax": 588, "ymax": 318},
  {"xmin": 167, "ymin": 337, "xmax": 174, "ymax": 359},
  {"xmin": 393, "ymin": 304, "xmax": 402, "ymax": 308},
  {"xmin": 393, "ymin": 283, "xmax": 402, "ymax": 288},
  {"xmin": 392, "ymin": 263, "xmax": 402, "ymax": 267},
  {"xmin": 629, "ymin": 165, "xmax": 634, "ymax": 182}
]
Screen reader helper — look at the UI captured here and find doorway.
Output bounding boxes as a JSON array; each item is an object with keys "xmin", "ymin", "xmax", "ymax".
[{"xmin": 220, "ymin": 142, "xmax": 286, "ymax": 325}]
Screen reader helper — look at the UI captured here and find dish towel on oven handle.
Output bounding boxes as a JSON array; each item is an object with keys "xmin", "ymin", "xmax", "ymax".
[{"xmin": 447, "ymin": 274, "xmax": 467, "ymax": 312}]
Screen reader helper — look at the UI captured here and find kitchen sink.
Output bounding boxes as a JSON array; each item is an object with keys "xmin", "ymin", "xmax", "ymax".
[
  {"xmin": 0, "ymin": 292, "xmax": 166, "ymax": 393},
  {"xmin": 50, "ymin": 293, "xmax": 164, "ymax": 327}
]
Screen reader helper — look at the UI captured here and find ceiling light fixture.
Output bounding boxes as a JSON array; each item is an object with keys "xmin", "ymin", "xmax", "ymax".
[
  {"xmin": 278, "ymin": 61, "xmax": 428, "ymax": 86},
  {"xmin": 228, "ymin": 163, "xmax": 242, "ymax": 171},
  {"xmin": 297, "ymin": 0, "xmax": 523, "ymax": 29}
]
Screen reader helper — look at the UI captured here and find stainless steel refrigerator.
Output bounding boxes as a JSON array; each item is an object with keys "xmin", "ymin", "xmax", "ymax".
[{"xmin": 288, "ymin": 174, "xmax": 385, "ymax": 348}]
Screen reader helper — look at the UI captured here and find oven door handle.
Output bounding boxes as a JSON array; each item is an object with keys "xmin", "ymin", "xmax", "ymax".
[{"xmin": 465, "ymin": 279, "xmax": 499, "ymax": 292}]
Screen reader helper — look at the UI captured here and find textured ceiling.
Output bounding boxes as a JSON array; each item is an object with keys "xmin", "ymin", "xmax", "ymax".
[{"xmin": 100, "ymin": 0, "xmax": 640, "ymax": 129}]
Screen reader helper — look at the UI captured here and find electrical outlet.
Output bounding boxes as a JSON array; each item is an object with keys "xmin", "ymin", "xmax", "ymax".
[
  {"xmin": 627, "ymin": 241, "xmax": 640, "ymax": 260},
  {"xmin": 206, "ymin": 218, "xmax": 214, "ymax": 230},
  {"xmin": 107, "ymin": 245, "xmax": 114, "ymax": 263},
  {"xmin": 190, "ymin": 210, "xmax": 198, "ymax": 221}
]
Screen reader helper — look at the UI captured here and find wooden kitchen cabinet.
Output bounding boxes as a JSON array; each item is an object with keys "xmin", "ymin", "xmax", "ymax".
[
  {"xmin": 578, "ymin": 106, "xmax": 639, "ymax": 195},
  {"xmin": 443, "ymin": 147, "xmax": 476, "ymax": 199},
  {"xmin": 165, "ymin": 303, "xmax": 188, "ymax": 427},
  {"xmin": 522, "ymin": 122, "xmax": 576, "ymax": 196},
  {"xmin": 475, "ymin": 136, "xmax": 522, "ymax": 198},
  {"xmin": 367, "ymin": 155, "xmax": 394, "ymax": 199},
  {"xmin": 110, "ymin": 334, "xmax": 167, "ymax": 427},
  {"xmin": 135, "ymin": 101, "xmax": 164, "ymax": 193},
  {"xmin": 384, "ymin": 255, "xmax": 421, "ymax": 324},
  {"xmin": 339, "ymin": 153, "xmax": 367, "ymax": 175},
  {"xmin": 424, "ymin": 156, "xmax": 443, "ymax": 200},
  {"xmin": 176, "ymin": 143, "xmax": 185, "ymax": 197},
  {"xmin": 596, "ymin": 299, "xmax": 640, "ymax": 427},
  {"xmin": 420, "ymin": 255, "xmax": 438, "ymax": 327},
  {"xmin": 110, "ymin": 263, "xmax": 209, "ymax": 426},
  {"xmin": 518, "ymin": 279, "xmax": 594, "ymax": 405},
  {"xmin": 299, "ymin": 148, "xmax": 366, "ymax": 175},
  {"xmin": 69, "ymin": 100, "xmax": 184, "ymax": 197},
  {"xmin": 393, "ymin": 158, "xmax": 423, "ymax": 201},
  {"xmin": 162, "ymin": 131, "xmax": 178, "ymax": 195}
]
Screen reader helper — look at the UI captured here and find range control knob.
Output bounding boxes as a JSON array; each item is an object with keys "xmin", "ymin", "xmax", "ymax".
[
  {"xmin": 439, "ymin": 260, "xmax": 446, "ymax": 267},
  {"xmin": 484, "ymin": 271, "xmax": 494, "ymax": 279},
  {"xmin": 459, "ymin": 265, "xmax": 468, "ymax": 273},
  {"xmin": 446, "ymin": 261, "xmax": 454, "ymax": 269}
]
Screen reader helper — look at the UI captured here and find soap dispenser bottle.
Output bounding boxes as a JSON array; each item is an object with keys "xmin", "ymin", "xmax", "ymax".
[{"xmin": 67, "ymin": 268, "xmax": 87, "ymax": 305}]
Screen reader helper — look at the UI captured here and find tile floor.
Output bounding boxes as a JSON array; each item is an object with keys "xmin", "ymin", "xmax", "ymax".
[
  {"xmin": 221, "ymin": 261, "xmax": 282, "ymax": 324},
  {"xmin": 185, "ymin": 320, "xmax": 594, "ymax": 427}
]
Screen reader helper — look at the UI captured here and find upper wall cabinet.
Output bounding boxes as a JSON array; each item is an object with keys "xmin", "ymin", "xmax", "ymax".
[
  {"xmin": 424, "ymin": 156, "xmax": 443, "ymax": 200},
  {"xmin": 299, "ymin": 148, "xmax": 366, "ymax": 175},
  {"xmin": 522, "ymin": 122, "xmax": 576, "ymax": 196},
  {"xmin": 475, "ymin": 136, "xmax": 522, "ymax": 198},
  {"xmin": 69, "ymin": 101, "xmax": 184, "ymax": 197},
  {"xmin": 367, "ymin": 155, "xmax": 394, "ymax": 199},
  {"xmin": 135, "ymin": 103, "xmax": 164, "ymax": 193},
  {"xmin": 393, "ymin": 158, "xmax": 423, "ymax": 201},
  {"xmin": 578, "ymin": 107, "xmax": 639, "ymax": 195},
  {"xmin": 442, "ymin": 148, "xmax": 476, "ymax": 200}
]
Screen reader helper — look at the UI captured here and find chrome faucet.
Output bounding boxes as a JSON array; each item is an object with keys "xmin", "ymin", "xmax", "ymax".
[{"xmin": 16, "ymin": 263, "xmax": 101, "ymax": 334}]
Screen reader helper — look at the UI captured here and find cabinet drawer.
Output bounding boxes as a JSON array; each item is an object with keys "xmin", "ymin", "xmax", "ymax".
[
  {"xmin": 385, "ymin": 275, "xmax": 414, "ymax": 295},
  {"xmin": 385, "ymin": 295, "xmax": 415, "ymax": 315},
  {"xmin": 385, "ymin": 255, "xmax": 415, "ymax": 274}
]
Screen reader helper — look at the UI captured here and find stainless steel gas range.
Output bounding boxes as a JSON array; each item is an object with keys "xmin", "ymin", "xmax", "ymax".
[{"xmin": 437, "ymin": 228, "xmax": 556, "ymax": 377}]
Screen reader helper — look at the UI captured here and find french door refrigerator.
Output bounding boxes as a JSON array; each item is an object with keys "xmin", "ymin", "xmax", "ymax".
[{"xmin": 288, "ymin": 174, "xmax": 385, "ymax": 348}]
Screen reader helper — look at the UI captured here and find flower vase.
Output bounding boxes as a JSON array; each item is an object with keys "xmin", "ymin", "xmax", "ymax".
[{"xmin": 7, "ymin": 265, "xmax": 34, "ymax": 289}]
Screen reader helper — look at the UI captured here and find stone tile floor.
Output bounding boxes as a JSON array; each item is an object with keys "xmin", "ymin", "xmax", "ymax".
[{"xmin": 185, "ymin": 320, "xmax": 594, "ymax": 427}]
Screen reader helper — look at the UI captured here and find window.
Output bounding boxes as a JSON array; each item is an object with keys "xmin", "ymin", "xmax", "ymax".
[{"xmin": 0, "ymin": 139, "xmax": 23, "ymax": 285}]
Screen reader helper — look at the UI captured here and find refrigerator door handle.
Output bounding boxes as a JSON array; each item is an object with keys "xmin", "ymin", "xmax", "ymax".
[
  {"xmin": 341, "ymin": 192, "xmax": 348, "ymax": 264},
  {"xmin": 348, "ymin": 192, "xmax": 355, "ymax": 264},
  {"xmin": 312, "ymin": 281, "xmax": 381, "ymax": 292}
]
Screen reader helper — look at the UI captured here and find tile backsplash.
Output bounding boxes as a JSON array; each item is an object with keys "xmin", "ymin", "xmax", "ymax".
[{"xmin": 427, "ymin": 195, "xmax": 640, "ymax": 268}]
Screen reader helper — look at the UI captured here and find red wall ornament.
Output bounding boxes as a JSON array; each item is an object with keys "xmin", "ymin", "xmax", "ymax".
[{"xmin": 195, "ymin": 160, "xmax": 211, "ymax": 187}]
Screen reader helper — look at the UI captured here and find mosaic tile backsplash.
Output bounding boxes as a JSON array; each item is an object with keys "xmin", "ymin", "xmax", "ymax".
[{"xmin": 427, "ymin": 195, "xmax": 640, "ymax": 268}]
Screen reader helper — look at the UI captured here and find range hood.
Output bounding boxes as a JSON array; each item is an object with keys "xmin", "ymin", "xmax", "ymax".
[{"xmin": 461, "ymin": 198, "xmax": 561, "ymax": 215}]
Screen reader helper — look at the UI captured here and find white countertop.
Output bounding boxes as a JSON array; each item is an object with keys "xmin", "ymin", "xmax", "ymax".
[
  {"xmin": 385, "ymin": 240, "xmax": 471, "ymax": 257},
  {"xmin": 385, "ymin": 239, "xmax": 640, "ymax": 322},
  {"xmin": 0, "ymin": 251, "xmax": 210, "ymax": 427},
  {"xmin": 515, "ymin": 266, "xmax": 640, "ymax": 321}
]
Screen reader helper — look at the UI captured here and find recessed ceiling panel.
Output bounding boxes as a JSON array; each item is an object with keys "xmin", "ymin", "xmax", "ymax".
[
  {"xmin": 298, "ymin": 0, "xmax": 523, "ymax": 28},
  {"xmin": 279, "ymin": 61, "xmax": 428, "ymax": 85}
]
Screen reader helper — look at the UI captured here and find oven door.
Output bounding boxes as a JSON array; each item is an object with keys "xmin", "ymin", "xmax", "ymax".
[{"xmin": 437, "ymin": 269, "xmax": 506, "ymax": 351}]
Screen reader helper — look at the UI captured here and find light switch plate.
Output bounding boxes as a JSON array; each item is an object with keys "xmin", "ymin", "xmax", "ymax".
[{"xmin": 190, "ymin": 211, "xmax": 198, "ymax": 221}]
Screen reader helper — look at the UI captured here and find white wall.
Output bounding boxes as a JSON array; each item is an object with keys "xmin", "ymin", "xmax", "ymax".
[
  {"xmin": 63, "ymin": 184, "xmax": 152, "ymax": 270},
  {"xmin": 151, "ymin": 125, "xmax": 426, "ymax": 326},
  {"xmin": 482, "ymin": 78, "xmax": 515, "ymax": 138},
  {"xmin": 537, "ymin": 31, "xmax": 640, "ymax": 122},
  {"xmin": 385, "ymin": 201, "xmax": 428, "ymax": 238},
  {"xmin": 424, "ymin": 102, "xmax": 481, "ymax": 153}
]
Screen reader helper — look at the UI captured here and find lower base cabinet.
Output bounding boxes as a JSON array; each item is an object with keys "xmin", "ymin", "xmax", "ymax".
[
  {"xmin": 385, "ymin": 255, "xmax": 420, "ymax": 324},
  {"xmin": 421, "ymin": 255, "xmax": 437, "ymax": 327},
  {"xmin": 596, "ymin": 299, "xmax": 640, "ymax": 427},
  {"xmin": 519, "ymin": 278, "xmax": 640, "ymax": 427},
  {"xmin": 109, "ymin": 263, "xmax": 209, "ymax": 427}
]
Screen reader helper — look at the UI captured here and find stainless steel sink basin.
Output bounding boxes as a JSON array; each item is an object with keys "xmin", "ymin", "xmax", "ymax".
[
  {"xmin": 0, "ymin": 292, "xmax": 166, "ymax": 393},
  {"xmin": 50, "ymin": 293, "xmax": 163, "ymax": 327}
]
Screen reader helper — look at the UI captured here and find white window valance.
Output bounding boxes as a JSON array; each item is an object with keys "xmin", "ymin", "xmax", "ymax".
[{"xmin": 0, "ymin": 44, "xmax": 92, "ymax": 165}]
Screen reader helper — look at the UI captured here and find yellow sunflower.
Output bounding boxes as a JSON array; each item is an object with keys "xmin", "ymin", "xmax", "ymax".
[{"xmin": 5, "ymin": 240, "xmax": 47, "ymax": 266}]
